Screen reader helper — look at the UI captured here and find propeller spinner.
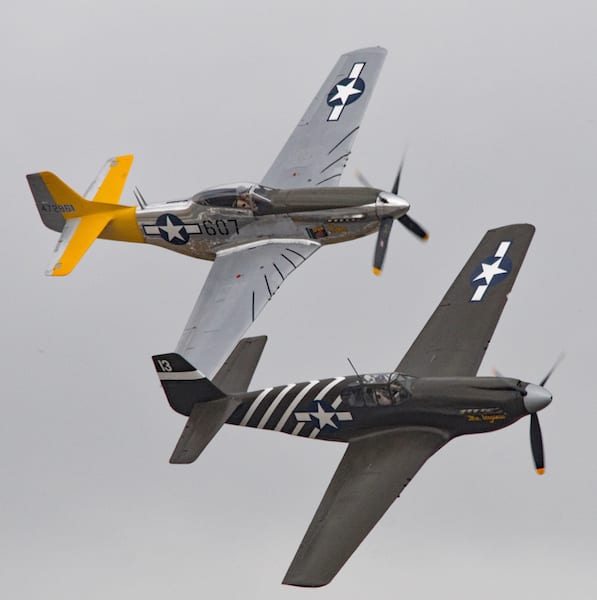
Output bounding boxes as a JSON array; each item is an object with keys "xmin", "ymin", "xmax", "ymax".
[
  {"xmin": 494, "ymin": 355, "xmax": 559, "ymax": 475},
  {"xmin": 357, "ymin": 159, "xmax": 429, "ymax": 275}
]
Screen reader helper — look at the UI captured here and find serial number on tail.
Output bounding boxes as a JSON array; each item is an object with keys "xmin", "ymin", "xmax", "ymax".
[{"xmin": 42, "ymin": 203, "xmax": 75, "ymax": 213}]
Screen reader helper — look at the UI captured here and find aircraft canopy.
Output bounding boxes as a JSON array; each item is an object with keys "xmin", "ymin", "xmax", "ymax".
[
  {"xmin": 192, "ymin": 183, "xmax": 273, "ymax": 213},
  {"xmin": 340, "ymin": 373, "xmax": 413, "ymax": 407}
]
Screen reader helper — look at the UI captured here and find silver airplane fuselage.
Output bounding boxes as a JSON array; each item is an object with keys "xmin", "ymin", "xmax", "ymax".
[{"xmin": 134, "ymin": 184, "xmax": 409, "ymax": 260}]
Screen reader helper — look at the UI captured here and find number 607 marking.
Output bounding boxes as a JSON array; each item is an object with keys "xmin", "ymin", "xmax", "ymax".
[{"xmin": 199, "ymin": 219, "xmax": 239, "ymax": 236}]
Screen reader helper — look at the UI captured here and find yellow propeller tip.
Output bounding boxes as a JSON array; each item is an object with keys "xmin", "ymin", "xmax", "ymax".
[
  {"xmin": 373, "ymin": 267, "xmax": 382, "ymax": 276},
  {"xmin": 423, "ymin": 234, "xmax": 430, "ymax": 241},
  {"xmin": 536, "ymin": 468, "xmax": 545, "ymax": 475}
]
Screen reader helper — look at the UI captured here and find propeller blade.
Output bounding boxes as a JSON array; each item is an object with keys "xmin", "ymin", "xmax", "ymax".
[
  {"xmin": 540, "ymin": 353, "xmax": 564, "ymax": 387},
  {"xmin": 355, "ymin": 170, "xmax": 373, "ymax": 188},
  {"xmin": 359, "ymin": 159, "xmax": 429, "ymax": 247},
  {"xmin": 530, "ymin": 413, "xmax": 545, "ymax": 475},
  {"xmin": 391, "ymin": 157, "xmax": 405, "ymax": 195},
  {"xmin": 373, "ymin": 217, "xmax": 394, "ymax": 275},
  {"xmin": 398, "ymin": 214, "xmax": 429, "ymax": 241}
]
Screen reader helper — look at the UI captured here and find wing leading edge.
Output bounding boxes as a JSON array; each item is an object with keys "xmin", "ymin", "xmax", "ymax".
[
  {"xmin": 175, "ymin": 239, "xmax": 320, "ymax": 378},
  {"xmin": 284, "ymin": 428, "xmax": 450, "ymax": 587},
  {"xmin": 396, "ymin": 224, "xmax": 535, "ymax": 377},
  {"xmin": 262, "ymin": 47, "xmax": 387, "ymax": 189}
]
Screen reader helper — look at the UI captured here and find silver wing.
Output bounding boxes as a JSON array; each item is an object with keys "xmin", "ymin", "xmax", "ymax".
[
  {"xmin": 262, "ymin": 47, "xmax": 387, "ymax": 189},
  {"xmin": 283, "ymin": 428, "xmax": 451, "ymax": 587},
  {"xmin": 175, "ymin": 239, "xmax": 320, "ymax": 377}
]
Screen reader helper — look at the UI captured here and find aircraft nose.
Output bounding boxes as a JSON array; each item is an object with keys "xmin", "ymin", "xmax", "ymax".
[
  {"xmin": 523, "ymin": 383, "xmax": 552, "ymax": 414},
  {"xmin": 376, "ymin": 192, "xmax": 410, "ymax": 219}
]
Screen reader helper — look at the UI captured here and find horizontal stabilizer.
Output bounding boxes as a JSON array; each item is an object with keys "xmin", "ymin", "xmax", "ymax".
[
  {"xmin": 170, "ymin": 397, "xmax": 241, "ymax": 464},
  {"xmin": 46, "ymin": 213, "xmax": 114, "ymax": 276},
  {"xmin": 213, "ymin": 336, "xmax": 268, "ymax": 394},
  {"xmin": 27, "ymin": 155, "xmax": 139, "ymax": 276}
]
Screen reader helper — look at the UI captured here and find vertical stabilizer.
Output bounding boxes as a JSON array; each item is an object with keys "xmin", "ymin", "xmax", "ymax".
[
  {"xmin": 152, "ymin": 352, "xmax": 240, "ymax": 464},
  {"xmin": 213, "ymin": 336, "xmax": 268, "ymax": 394},
  {"xmin": 27, "ymin": 155, "xmax": 142, "ymax": 276}
]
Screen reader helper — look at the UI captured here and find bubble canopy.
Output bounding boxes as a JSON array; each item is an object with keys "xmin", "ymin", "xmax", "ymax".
[{"xmin": 191, "ymin": 183, "xmax": 273, "ymax": 213}]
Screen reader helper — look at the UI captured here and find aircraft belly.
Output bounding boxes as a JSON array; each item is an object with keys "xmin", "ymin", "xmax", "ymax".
[{"xmin": 143, "ymin": 235, "xmax": 216, "ymax": 260}]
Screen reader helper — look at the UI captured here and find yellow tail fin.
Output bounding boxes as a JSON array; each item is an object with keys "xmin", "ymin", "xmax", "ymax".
[
  {"xmin": 27, "ymin": 155, "xmax": 143, "ymax": 276},
  {"xmin": 92, "ymin": 155, "xmax": 134, "ymax": 205}
]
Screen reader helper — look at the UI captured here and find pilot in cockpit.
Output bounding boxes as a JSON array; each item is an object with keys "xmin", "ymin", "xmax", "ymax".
[{"xmin": 235, "ymin": 192, "xmax": 253, "ymax": 210}]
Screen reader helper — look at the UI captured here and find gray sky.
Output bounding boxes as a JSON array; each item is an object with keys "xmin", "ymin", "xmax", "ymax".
[{"xmin": 2, "ymin": 0, "xmax": 596, "ymax": 598}]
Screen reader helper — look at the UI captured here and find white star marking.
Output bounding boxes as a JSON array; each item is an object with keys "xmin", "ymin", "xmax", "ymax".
[
  {"xmin": 294, "ymin": 396, "xmax": 353, "ymax": 437},
  {"xmin": 329, "ymin": 78, "xmax": 363, "ymax": 106},
  {"xmin": 470, "ymin": 240, "xmax": 511, "ymax": 302},
  {"xmin": 159, "ymin": 216, "xmax": 186, "ymax": 242},
  {"xmin": 473, "ymin": 257, "xmax": 507, "ymax": 286},
  {"xmin": 327, "ymin": 62, "xmax": 365, "ymax": 121},
  {"xmin": 311, "ymin": 402, "xmax": 338, "ymax": 429}
]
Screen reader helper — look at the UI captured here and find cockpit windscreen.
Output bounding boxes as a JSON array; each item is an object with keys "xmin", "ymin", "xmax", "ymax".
[{"xmin": 340, "ymin": 373, "xmax": 412, "ymax": 407}]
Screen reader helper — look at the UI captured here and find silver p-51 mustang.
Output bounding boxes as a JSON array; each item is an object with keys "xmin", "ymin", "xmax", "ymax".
[{"xmin": 28, "ymin": 47, "xmax": 427, "ymax": 376}]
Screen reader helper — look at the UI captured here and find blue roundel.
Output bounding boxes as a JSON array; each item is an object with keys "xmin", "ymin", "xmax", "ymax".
[
  {"xmin": 156, "ymin": 213, "xmax": 189, "ymax": 245},
  {"xmin": 327, "ymin": 77, "xmax": 366, "ymax": 107}
]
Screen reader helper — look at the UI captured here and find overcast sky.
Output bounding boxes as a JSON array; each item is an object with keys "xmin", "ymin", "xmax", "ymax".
[{"xmin": 2, "ymin": 1, "xmax": 597, "ymax": 598}]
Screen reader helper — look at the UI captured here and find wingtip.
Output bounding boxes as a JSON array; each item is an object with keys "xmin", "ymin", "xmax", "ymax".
[
  {"xmin": 282, "ymin": 574, "xmax": 329, "ymax": 588},
  {"xmin": 46, "ymin": 262, "xmax": 69, "ymax": 276}
]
